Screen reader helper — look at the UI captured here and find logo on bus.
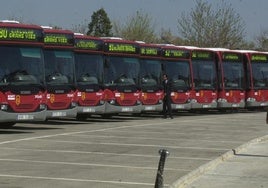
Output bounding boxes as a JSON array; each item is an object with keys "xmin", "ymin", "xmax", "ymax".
[
  {"xmin": 82, "ymin": 92, "xmax": 86, "ymax": 100},
  {"xmin": 120, "ymin": 93, "xmax": 125, "ymax": 100},
  {"xmin": 50, "ymin": 94, "xmax": 55, "ymax": 103},
  {"xmin": 15, "ymin": 95, "xmax": 21, "ymax": 106}
]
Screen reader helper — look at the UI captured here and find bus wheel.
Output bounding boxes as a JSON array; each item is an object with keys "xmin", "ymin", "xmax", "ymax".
[{"xmin": 0, "ymin": 122, "xmax": 16, "ymax": 128}]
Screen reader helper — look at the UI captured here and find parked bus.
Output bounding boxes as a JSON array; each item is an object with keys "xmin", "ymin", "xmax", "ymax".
[
  {"xmin": 160, "ymin": 45, "xmax": 193, "ymax": 111},
  {"xmin": 240, "ymin": 50, "xmax": 268, "ymax": 109},
  {"xmin": 139, "ymin": 43, "xmax": 164, "ymax": 112},
  {"xmin": 101, "ymin": 37, "xmax": 141, "ymax": 115},
  {"xmin": 213, "ymin": 49, "xmax": 246, "ymax": 109},
  {"xmin": 183, "ymin": 47, "xmax": 218, "ymax": 110},
  {"xmin": 0, "ymin": 20, "xmax": 47, "ymax": 127},
  {"xmin": 42, "ymin": 26, "xmax": 77, "ymax": 119},
  {"xmin": 74, "ymin": 33, "xmax": 105, "ymax": 119}
]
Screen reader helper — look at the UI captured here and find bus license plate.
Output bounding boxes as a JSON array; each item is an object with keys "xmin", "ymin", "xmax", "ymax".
[
  {"xmin": 17, "ymin": 114, "xmax": 34, "ymax": 120},
  {"xmin": 52, "ymin": 111, "xmax": 67, "ymax": 117},
  {"xmin": 202, "ymin": 104, "xmax": 210, "ymax": 108},
  {"xmin": 232, "ymin": 104, "xmax": 239, "ymax": 107},
  {"xmin": 145, "ymin": 106, "xmax": 155, "ymax": 111},
  {"xmin": 83, "ymin": 108, "xmax": 95, "ymax": 112},
  {"xmin": 122, "ymin": 107, "xmax": 133, "ymax": 112},
  {"xmin": 175, "ymin": 105, "xmax": 184, "ymax": 109}
]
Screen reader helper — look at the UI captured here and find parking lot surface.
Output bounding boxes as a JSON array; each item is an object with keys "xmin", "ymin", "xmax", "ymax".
[{"xmin": 0, "ymin": 111, "xmax": 267, "ymax": 188}]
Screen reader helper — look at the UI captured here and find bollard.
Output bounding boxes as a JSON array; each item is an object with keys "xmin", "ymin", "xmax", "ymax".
[{"xmin": 154, "ymin": 149, "xmax": 169, "ymax": 188}]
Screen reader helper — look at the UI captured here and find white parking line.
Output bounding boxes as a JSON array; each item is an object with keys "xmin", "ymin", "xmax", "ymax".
[
  {"xmin": 0, "ymin": 147, "xmax": 212, "ymax": 161},
  {"xmin": 0, "ymin": 158, "xmax": 186, "ymax": 171},
  {"xmin": 0, "ymin": 174, "xmax": 155, "ymax": 186},
  {"xmin": 38, "ymin": 138, "xmax": 231, "ymax": 151}
]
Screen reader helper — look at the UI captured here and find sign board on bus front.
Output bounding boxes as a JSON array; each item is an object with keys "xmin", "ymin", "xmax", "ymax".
[
  {"xmin": 162, "ymin": 49, "xmax": 190, "ymax": 58},
  {"xmin": 251, "ymin": 54, "xmax": 268, "ymax": 62},
  {"xmin": 222, "ymin": 52, "xmax": 242, "ymax": 62},
  {"xmin": 0, "ymin": 27, "xmax": 43, "ymax": 42},
  {"xmin": 192, "ymin": 51, "xmax": 214, "ymax": 60},
  {"xmin": 104, "ymin": 42, "xmax": 139, "ymax": 54},
  {"xmin": 140, "ymin": 46, "xmax": 161, "ymax": 56},
  {"xmin": 75, "ymin": 39, "xmax": 103, "ymax": 51},
  {"xmin": 44, "ymin": 33, "xmax": 74, "ymax": 46}
]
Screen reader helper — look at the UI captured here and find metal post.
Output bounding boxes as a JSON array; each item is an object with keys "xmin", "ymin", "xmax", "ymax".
[{"xmin": 154, "ymin": 149, "xmax": 169, "ymax": 188}]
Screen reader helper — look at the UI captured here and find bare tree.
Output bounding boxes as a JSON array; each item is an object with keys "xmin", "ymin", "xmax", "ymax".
[
  {"xmin": 255, "ymin": 29, "xmax": 268, "ymax": 51},
  {"xmin": 178, "ymin": 0, "xmax": 246, "ymax": 48},
  {"xmin": 113, "ymin": 10, "xmax": 156, "ymax": 42}
]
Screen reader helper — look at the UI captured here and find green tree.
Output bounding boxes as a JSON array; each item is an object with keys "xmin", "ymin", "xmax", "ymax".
[
  {"xmin": 113, "ymin": 10, "xmax": 156, "ymax": 43},
  {"xmin": 87, "ymin": 8, "xmax": 112, "ymax": 37},
  {"xmin": 177, "ymin": 0, "xmax": 246, "ymax": 48}
]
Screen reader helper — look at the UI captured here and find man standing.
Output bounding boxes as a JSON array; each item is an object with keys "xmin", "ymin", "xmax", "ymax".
[{"xmin": 162, "ymin": 74, "xmax": 173, "ymax": 119}]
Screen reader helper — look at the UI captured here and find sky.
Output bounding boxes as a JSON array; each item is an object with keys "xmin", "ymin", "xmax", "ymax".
[{"xmin": 1, "ymin": 0, "xmax": 268, "ymax": 41}]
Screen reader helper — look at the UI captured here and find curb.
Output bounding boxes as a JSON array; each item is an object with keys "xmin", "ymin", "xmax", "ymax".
[{"xmin": 169, "ymin": 134, "xmax": 268, "ymax": 188}]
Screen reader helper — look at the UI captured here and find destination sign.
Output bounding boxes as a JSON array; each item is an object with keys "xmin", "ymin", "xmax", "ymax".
[
  {"xmin": 75, "ymin": 39, "xmax": 103, "ymax": 51},
  {"xmin": 251, "ymin": 54, "xmax": 268, "ymax": 62},
  {"xmin": 162, "ymin": 49, "xmax": 190, "ymax": 58},
  {"xmin": 44, "ymin": 33, "xmax": 74, "ymax": 46},
  {"xmin": 140, "ymin": 46, "xmax": 161, "ymax": 56},
  {"xmin": 104, "ymin": 42, "xmax": 139, "ymax": 54},
  {"xmin": 0, "ymin": 27, "xmax": 42, "ymax": 42},
  {"xmin": 192, "ymin": 51, "xmax": 214, "ymax": 60},
  {"xmin": 222, "ymin": 52, "xmax": 242, "ymax": 62}
]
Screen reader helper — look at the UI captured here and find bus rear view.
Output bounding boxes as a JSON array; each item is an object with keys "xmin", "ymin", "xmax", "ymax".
[
  {"xmin": 0, "ymin": 20, "xmax": 47, "ymax": 127},
  {"xmin": 43, "ymin": 27, "xmax": 77, "ymax": 119}
]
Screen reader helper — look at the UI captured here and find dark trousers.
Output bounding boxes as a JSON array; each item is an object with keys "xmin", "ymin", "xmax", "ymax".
[{"xmin": 163, "ymin": 96, "xmax": 172, "ymax": 118}]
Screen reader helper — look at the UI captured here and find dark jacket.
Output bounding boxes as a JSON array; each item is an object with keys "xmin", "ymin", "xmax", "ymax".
[{"xmin": 163, "ymin": 79, "xmax": 172, "ymax": 97}]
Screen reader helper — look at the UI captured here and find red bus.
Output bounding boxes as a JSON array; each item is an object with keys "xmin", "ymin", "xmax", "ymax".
[
  {"xmin": 240, "ymin": 50, "xmax": 268, "ymax": 109},
  {"xmin": 101, "ymin": 37, "xmax": 141, "ymax": 115},
  {"xmin": 139, "ymin": 43, "xmax": 164, "ymax": 112},
  {"xmin": 42, "ymin": 26, "xmax": 77, "ymax": 119},
  {"xmin": 213, "ymin": 49, "xmax": 246, "ymax": 109},
  {"xmin": 160, "ymin": 45, "xmax": 193, "ymax": 111},
  {"xmin": 183, "ymin": 47, "xmax": 218, "ymax": 110},
  {"xmin": 74, "ymin": 34, "xmax": 105, "ymax": 119},
  {"xmin": 0, "ymin": 20, "xmax": 47, "ymax": 127}
]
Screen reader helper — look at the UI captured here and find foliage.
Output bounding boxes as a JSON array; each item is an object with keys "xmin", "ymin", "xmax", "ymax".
[
  {"xmin": 177, "ymin": 0, "xmax": 246, "ymax": 49},
  {"xmin": 87, "ymin": 8, "xmax": 112, "ymax": 37},
  {"xmin": 113, "ymin": 10, "xmax": 156, "ymax": 43},
  {"xmin": 71, "ymin": 19, "xmax": 89, "ymax": 35}
]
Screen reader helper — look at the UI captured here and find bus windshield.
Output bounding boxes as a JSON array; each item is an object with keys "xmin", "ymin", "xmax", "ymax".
[
  {"xmin": 251, "ymin": 62, "xmax": 268, "ymax": 89},
  {"xmin": 164, "ymin": 60, "xmax": 191, "ymax": 91},
  {"xmin": 75, "ymin": 54, "xmax": 103, "ymax": 85},
  {"xmin": 0, "ymin": 46, "xmax": 44, "ymax": 85},
  {"xmin": 192, "ymin": 60, "xmax": 216, "ymax": 90},
  {"xmin": 44, "ymin": 50, "xmax": 75, "ymax": 85},
  {"xmin": 222, "ymin": 61, "xmax": 244, "ymax": 90},
  {"xmin": 104, "ymin": 56, "xmax": 140, "ymax": 86},
  {"xmin": 140, "ymin": 59, "xmax": 162, "ymax": 88}
]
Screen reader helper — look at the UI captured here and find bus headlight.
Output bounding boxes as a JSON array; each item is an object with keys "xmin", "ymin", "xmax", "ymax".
[
  {"xmin": 159, "ymin": 99, "xmax": 163, "ymax": 104},
  {"xmin": 246, "ymin": 97, "xmax": 256, "ymax": 102},
  {"xmin": 39, "ymin": 104, "xmax": 47, "ymax": 110},
  {"xmin": 99, "ymin": 100, "xmax": 105, "ymax": 105},
  {"xmin": 71, "ymin": 102, "xmax": 77, "ymax": 108},
  {"xmin": 218, "ymin": 98, "xmax": 227, "ymax": 103},
  {"xmin": 109, "ymin": 100, "xmax": 115, "ymax": 105},
  {"xmin": 0, "ymin": 104, "xmax": 8, "ymax": 111},
  {"xmin": 191, "ymin": 99, "xmax": 197, "ymax": 103}
]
